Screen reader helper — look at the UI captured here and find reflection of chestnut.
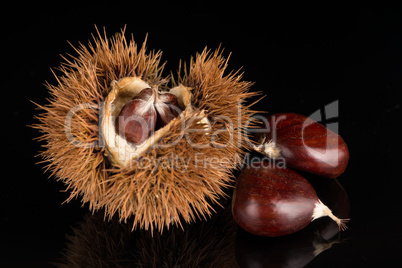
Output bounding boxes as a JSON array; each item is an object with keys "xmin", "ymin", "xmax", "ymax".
[
  {"xmin": 254, "ymin": 113, "xmax": 349, "ymax": 178},
  {"xmin": 236, "ymin": 228, "xmax": 344, "ymax": 268},
  {"xmin": 235, "ymin": 176, "xmax": 350, "ymax": 267},
  {"xmin": 232, "ymin": 162, "xmax": 348, "ymax": 236}
]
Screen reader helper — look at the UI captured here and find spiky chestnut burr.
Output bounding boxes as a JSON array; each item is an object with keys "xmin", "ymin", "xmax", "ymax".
[{"xmin": 34, "ymin": 28, "xmax": 258, "ymax": 233}]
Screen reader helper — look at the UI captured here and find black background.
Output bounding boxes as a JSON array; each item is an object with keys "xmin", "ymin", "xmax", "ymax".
[{"xmin": 3, "ymin": 1, "xmax": 402, "ymax": 267}]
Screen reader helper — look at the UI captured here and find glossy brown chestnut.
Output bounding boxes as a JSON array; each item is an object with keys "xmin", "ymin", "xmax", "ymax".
[
  {"xmin": 115, "ymin": 88, "xmax": 181, "ymax": 144},
  {"xmin": 155, "ymin": 92, "xmax": 181, "ymax": 130},
  {"xmin": 255, "ymin": 113, "xmax": 349, "ymax": 178},
  {"xmin": 232, "ymin": 161, "xmax": 348, "ymax": 236},
  {"xmin": 115, "ymin": 97, "xmax": 156, "ymax": 145}
]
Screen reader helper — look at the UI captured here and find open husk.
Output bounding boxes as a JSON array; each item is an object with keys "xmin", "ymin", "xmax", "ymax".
[
  {"xmin": 34, "ymin": 28, "xmax": 258, "ymax": 232},
  {"xmin": 101, "ymin": 77, "xmax": 195, "ymax": 167}
]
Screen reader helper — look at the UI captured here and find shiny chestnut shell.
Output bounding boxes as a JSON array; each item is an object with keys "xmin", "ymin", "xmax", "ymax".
[
  {"xmin": 256, "ymin": 113, "xmax": 349, "ymax": 178},
  {"xmin": 232, "ymin": 162, "xmax": 319, "ymax": 236}
]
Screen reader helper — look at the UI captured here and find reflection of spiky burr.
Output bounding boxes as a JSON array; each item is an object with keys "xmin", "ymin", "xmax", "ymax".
[
  {"xmin": 56, "ymin": 202, "xmax": 237, "ymax": 267},
  {"xmin": 34, "ymin": 28, "xmax": 258, "ymax": 232}
]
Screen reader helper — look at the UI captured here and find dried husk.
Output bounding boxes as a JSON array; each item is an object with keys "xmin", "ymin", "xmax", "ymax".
[{"xmin": 34, "ymin": 28, "xmax": 258, "ymax": 232}]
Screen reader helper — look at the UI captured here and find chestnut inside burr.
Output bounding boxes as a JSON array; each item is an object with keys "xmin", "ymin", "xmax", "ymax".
[{"xmin": 115, "ymin": 87, "xmax": 182, "ymax": 145}]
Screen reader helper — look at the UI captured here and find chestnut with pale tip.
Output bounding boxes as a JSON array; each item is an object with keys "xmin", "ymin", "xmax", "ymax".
[
  {"xmin": 232, "ymin": 161, "xmax": 349, "ymax": 237},
  {"xmin": 115, "ymin": 87, "xmax": 182, "ymax": 145},
  {"xmin": 155, "ymin": 92, "xmax": 181, "ymax": 129},
  {"xmin": 254, "ymin": 113, "xmax": 349, "ymax": 178}
]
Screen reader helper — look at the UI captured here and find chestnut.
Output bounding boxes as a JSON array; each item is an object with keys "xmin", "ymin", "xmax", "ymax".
[
  {"xmin": 232, "ymin": 161, "xmax": 348, "ymax": 236},
  {"xmin": 115, "ymin": 87, "xmax": 182, "ymax": 144},
  {"xmin": 155, "ymin": 92, "xmax": 181, "ymax": 129},
  {"xmin": 254, "ymin": 113, "xmax": 349, "ymax": 178},
  {"xmin": 235, "ymin": 176, "xmax": 350, "ymax": 267}
]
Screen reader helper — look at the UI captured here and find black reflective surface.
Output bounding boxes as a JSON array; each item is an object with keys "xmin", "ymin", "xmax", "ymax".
[
  {"xmin": 48, "ymin": 177, "xmax": 346, "ymax": 268},
  {"xmin": 4, "ymin": 2, "xmax": 402, "ymax": 267}
]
